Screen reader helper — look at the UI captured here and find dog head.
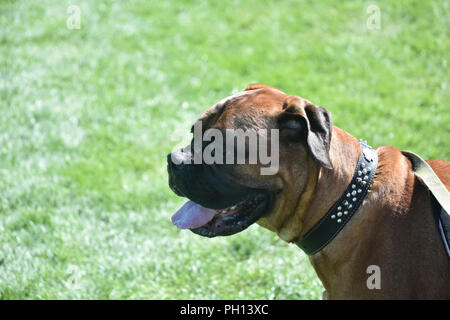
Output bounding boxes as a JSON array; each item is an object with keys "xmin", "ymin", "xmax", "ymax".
[{"xmin": 167, "ymin": 84, "xmax": 332, "ymax": 239}]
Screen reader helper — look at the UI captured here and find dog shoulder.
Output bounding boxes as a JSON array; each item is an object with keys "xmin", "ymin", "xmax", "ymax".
[{"xmin": 426, "ymin": 159, "xmax": 450, "ymax": 191}]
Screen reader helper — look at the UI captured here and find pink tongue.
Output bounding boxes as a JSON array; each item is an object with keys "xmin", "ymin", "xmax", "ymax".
[{"xmin": 171, "ymin": 201, "xmax": 218, "ymax": 229}]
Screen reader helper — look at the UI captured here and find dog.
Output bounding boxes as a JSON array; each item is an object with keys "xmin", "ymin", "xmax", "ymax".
[{"xmin": 167, "ymin": 84, "xmax": 450, "ymax": 299}]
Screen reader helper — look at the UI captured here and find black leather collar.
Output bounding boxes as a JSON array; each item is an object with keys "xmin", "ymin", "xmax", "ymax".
[{"xmin": 295, "ymin": 140, "xmax": 378, "ymax": 255}]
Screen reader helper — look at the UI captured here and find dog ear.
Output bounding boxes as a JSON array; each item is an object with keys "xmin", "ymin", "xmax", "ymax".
[
  {"xmin": 243, "ymin": 83, "xmax": 283, "ymax": 92},
  {"xmin": 279, "ymin": 96, "xmax": 333, "ymax": 169}
]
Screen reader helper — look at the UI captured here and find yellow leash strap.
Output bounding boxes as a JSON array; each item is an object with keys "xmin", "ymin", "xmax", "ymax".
[{"xmin": 402, "ymin": 151, "xmax": 450, "ymax": 214}]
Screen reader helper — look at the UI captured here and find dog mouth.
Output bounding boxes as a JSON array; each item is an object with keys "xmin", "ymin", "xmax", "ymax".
[{"xmin": 171, "ymin": 191, "xmax": 274, "ymax": 237}]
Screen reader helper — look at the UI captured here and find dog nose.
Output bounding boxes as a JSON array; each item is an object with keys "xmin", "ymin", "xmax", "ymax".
[
  {"xmin": 167, "ymin": 150, "xmax": 191, "ymax": 171},
  {"xmin": 167, "ymin": 154, "xmax": 182, "ymax": 172},
  {"xmin": 167, "ymin": 153, "xmax": 186, "ymax": 197}
]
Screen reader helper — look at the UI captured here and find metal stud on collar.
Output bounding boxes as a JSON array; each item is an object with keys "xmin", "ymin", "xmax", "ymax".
[
  {"xmin": 296, "ymin": 139, "xmax": 378, "ymax": 255},
  {"xmin": 329, "ymin": 144, "xmax": 377, "ymax": 226}
]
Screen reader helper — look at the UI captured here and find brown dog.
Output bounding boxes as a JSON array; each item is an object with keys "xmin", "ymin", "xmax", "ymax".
[{"xmin": 168, "ymin": 84, "xmax": 450, "ymax": 299}]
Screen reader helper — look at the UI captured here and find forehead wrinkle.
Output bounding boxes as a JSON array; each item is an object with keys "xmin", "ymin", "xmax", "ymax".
[
  {"xmin": 198, "ymin": 93, "xmax": 252, "ymax": 128},
  {"xmin": 195, "ymin": 88, "xmax": 284, "ymax": 130}
]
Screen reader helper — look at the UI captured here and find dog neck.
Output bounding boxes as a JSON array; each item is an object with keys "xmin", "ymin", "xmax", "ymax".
[
  {"xmin": 299, "ymin": 127, "xmax": 362, "ymax": 238},
  {"xmin": 298, "ymin": 127, "xmax": 415, "ymax": 297}
]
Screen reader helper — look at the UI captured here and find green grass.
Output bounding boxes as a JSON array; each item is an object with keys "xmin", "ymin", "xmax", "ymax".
[{"xmin": 0, "ymin": 0, "xmax": 449, "ymax": 299}]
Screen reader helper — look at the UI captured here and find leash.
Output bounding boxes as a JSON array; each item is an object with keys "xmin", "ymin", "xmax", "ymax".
[
  {"xmin": 401, "ymin": 151, "xmax": 450, "ymax": 213},
  {"xmin": 402, "ymin": 151, "xmax": 450, "ymax": 261},
  {"xmin": 296, "ymin": 140, "xmax": 378, "ymax": 255}
]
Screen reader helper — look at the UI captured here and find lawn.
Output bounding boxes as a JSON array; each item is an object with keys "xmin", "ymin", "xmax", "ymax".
[{"xmin": 0, "ymin": 0, "xmax": 448, "ymax": 299}]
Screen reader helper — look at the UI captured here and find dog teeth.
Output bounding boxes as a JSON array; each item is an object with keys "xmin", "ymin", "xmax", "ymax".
[{"xmin": 220, "ymin": 195, "xmax": 265, "ymax": 213}]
